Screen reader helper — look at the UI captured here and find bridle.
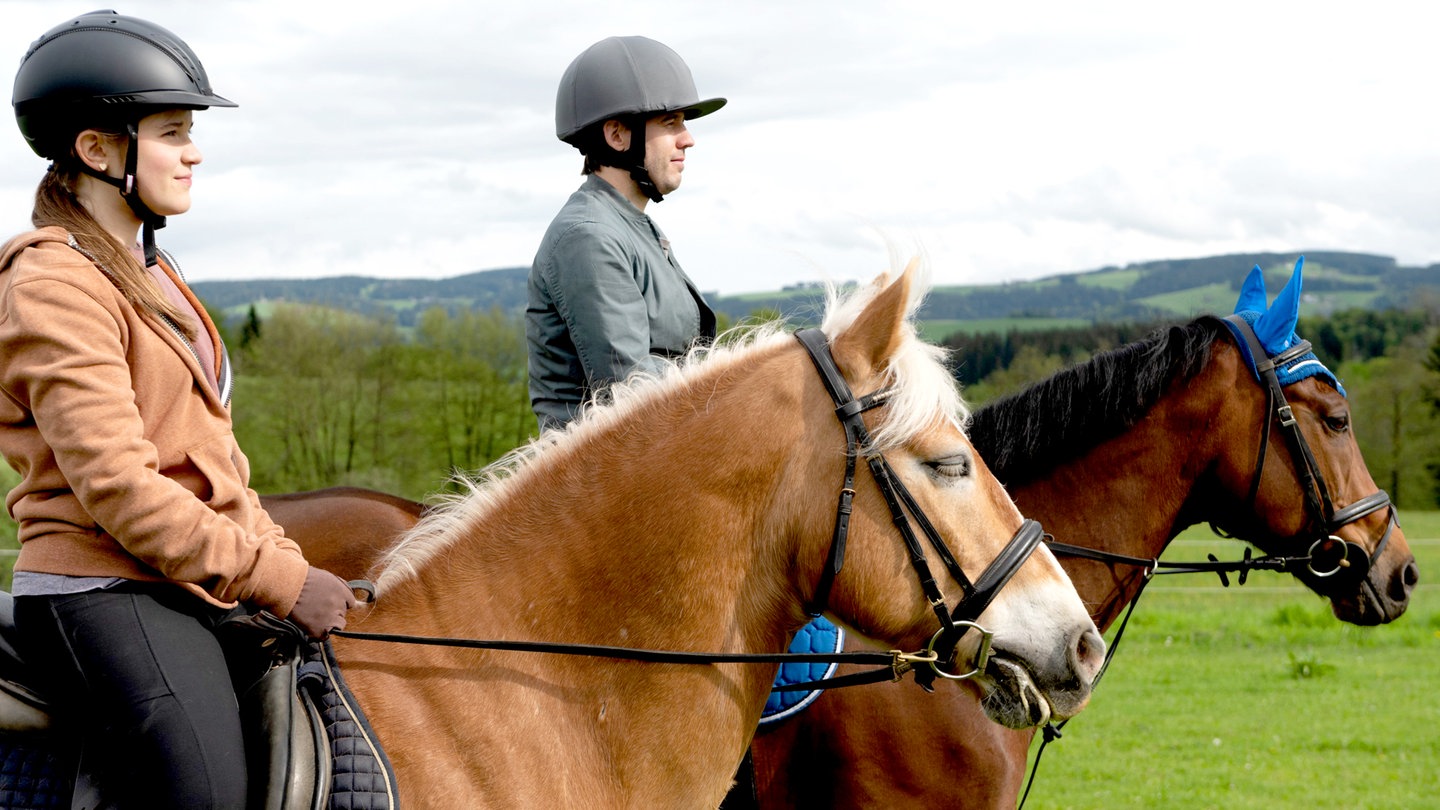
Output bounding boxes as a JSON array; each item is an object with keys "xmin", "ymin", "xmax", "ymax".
[
  {"xmin": 333, "ymin": 328, "xmax": 1047, "ymax": 692},
  {"xmin": 1043, "ymin": 316, "xmax": 1398, "ymax": 596},
  {"xmin": 1020, "ymin": 315, "xmax": 1401, "ymax": 808},
  {"xmin": 1217, "ymin": 314, "xmax": 1397, "ymax": 594},
  {"xmin": 795, "ymin": 328, "xmax": 1045, "ymax": 688}
]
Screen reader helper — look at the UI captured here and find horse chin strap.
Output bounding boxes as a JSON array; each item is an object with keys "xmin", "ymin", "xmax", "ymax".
[
  {"xmin": 794, "ymin": 328, "xmax": 1045, "ymax": 690},
  {"xmin": 1218, "ymin": 315, "xmax": 1396, "ymax": 594}
]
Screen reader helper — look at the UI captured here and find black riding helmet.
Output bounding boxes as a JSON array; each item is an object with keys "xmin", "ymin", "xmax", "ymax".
[
  {"xmin": 12, "ymin": 10, "xmax": 235, "ymax": 265},
  {"xmin": 555, "ymin": 36, "xmax": 725, "ymax": 204}
]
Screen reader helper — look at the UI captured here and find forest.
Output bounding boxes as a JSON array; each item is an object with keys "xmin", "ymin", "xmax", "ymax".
[{"xmin": 205, "ymin": 291, "xmax": 1440, "ymax": 512}]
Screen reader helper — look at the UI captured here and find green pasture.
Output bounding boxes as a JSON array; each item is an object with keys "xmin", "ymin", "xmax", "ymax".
[
  {"xmin": 1074, "ymin": 268, "xmax": 1142, "ymax": 290},
  {"xmin": 919, "ymin": 317, "xmax": 1091, "ymax": 342},
  {"xmin": 1024, "ymin": 512, "xmax": 1439, "ymax": 810},
  {"xmin": 1137, "ymin": 282, "xmax": 1240, "ymax": 317}
]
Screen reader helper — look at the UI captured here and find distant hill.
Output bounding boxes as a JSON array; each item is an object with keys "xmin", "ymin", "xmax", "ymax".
[
  {"xmin": 192, "ymin": 266, "xmax": 532, "ymax": 326},
  {"xmin": 191, "ymin": 251, "xmax": 1440, "ymax": 333}
]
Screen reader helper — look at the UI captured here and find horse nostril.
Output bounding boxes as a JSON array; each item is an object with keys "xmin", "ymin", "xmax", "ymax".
[
  {"xmin": 1072, "ymin": 626, "xmax": 1106, "ymax": 680},
  {"xmin": 1395, "ymin": 561, "xmax": 1419, "ymax": 600}
]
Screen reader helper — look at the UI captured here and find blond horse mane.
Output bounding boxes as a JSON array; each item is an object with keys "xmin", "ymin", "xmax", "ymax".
[{"xmin": 371, "ymin": 259, "xmax": 967, "ymax": 596}]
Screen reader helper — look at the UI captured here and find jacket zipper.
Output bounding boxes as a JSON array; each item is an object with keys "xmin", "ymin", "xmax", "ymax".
[
  {"xmin": 156, "ymin": 314, "xmax": 223, "ymax": 406},
  {"xmin": 157, "ymin": 249, "xmax": 234, "ymax": 408}
]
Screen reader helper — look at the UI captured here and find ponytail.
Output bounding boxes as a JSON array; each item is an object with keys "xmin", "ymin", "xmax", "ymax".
[{"xmin": 32, "ymin": 162, "xmax": 196, "ymax": 339}]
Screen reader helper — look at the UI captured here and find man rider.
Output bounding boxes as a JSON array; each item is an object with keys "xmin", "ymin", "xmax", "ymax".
[{"xmin": 525, "ymin": 35, "xmax": 724, "ymax": 431}]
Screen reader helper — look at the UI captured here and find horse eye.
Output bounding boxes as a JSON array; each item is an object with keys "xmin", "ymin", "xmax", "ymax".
[
  {"xmin": 925, "ymin": 455, "xmax": 972, "ymax": 480},
  {"xmin": 1325, "ymin": 413, "xmax": 1351, "ymax": 433}
]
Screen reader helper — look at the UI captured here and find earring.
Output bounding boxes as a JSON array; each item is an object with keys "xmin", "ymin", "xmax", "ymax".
[{"xmin": 98, "ymin": 163, "xmax": 107, "ymax": 172}]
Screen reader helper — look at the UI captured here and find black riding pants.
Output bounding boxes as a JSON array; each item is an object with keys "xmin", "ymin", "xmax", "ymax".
[{"xmin": 13, "ymin": 584, "xmax": 248, "ymax": 810}]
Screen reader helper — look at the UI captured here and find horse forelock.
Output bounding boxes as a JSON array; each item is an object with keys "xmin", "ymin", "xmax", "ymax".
[
  {"xmin": 819, "ymin": 264, "xmax": 968, "ymax": 452},
  {"xmin": 968, "ymin": 316, "xmax": 1225, "ymax": 483}
]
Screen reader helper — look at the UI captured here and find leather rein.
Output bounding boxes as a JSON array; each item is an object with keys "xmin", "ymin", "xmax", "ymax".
[{"xmin": 335, "ymin": 329, "xmax": 1046, "ymax": 692}]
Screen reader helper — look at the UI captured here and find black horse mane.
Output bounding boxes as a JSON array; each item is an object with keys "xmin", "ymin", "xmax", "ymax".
[{"xmin": 968, "ymin": 315, "xmax": 1230, "ymax": 485}]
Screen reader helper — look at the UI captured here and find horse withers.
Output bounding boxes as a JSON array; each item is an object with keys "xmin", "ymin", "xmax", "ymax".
[{"xmin": 260, "ymin": 486, "xmax": 426, "ymax": 578}]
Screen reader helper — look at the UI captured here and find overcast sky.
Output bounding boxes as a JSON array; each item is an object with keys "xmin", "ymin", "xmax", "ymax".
[{"xmin": 2, "ymin": 1, "xmax": 1436, "ymax": 296}]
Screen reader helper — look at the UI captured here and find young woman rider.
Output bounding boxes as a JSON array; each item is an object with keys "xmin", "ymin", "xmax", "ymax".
[{"xmin": 0, "ymin": 12, "xmax": 355, "ymax": 808}]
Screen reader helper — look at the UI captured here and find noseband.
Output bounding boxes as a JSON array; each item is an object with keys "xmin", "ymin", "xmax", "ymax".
[
  {"xmin": 1221, "ymin": 315, "xmax": 1397, "ymax": 593},
  {"xmin": 795, "ymin": 329, "xmax": 1044, "ymax": 687}
]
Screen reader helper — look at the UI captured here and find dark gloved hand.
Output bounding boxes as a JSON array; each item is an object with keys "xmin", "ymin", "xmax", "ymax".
[{"xmin": 289, "ymin": 567, "xmax": 359, "ymax": 640}]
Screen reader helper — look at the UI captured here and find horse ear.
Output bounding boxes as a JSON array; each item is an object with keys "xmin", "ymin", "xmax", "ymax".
[
  {"xmin": 1233, "ymin": 264, "xmax": 1269, "ymax": 314},
  {"xmin": 830, "ymin": 260, "xmax": 917, "ymax": 383},
  {"xmin": 1253, "ymin": 256, "xmax": 1304, "ymax": 352}
]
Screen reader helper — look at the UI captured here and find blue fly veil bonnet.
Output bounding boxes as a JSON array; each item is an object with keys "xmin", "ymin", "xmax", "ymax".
[{"xmin": 1220, "ymin": 257, "xmax": 1345, "ymax": 396}]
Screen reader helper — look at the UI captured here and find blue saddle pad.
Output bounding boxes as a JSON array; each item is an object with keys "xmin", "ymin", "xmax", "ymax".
[
  {"xmin": 759, "ymin": 616, "xmax": 844, "ymax": 725},
  {"xmin": 0, "ymin": 738, "xmax": 69, "ymax": 809}
]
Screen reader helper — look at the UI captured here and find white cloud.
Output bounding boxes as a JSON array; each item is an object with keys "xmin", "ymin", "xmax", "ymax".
[{"xmin": 2, "ymin": 0, "xmax": 1437, "ymax": 295}]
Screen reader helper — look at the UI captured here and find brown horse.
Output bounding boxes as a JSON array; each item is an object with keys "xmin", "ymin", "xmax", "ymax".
[
  {"xmin": 742, "ymin": 305, "xmax": 1418, "ymax": 808},
  {"xmin": 288, "ymin": 265, "xmax": 1103, "ymax": 808},
  {"xmin": 260, "ymin": 486, "xmax": 426, "ymax": 577}
]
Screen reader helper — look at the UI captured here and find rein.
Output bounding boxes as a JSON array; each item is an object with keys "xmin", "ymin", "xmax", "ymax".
[
  {"xmin": 333, "ymin": 581, "xmax": 924, "ymax": 687},
  {"xmin": 334, "ymin": 329, "xmax": 1044, "ymax": 693},
  {"xmin": 331, "ymin": 625, "xmax": 933, "ymax": 681},
  {"xmin": 1018, "ymin": 316, "xmax": 1400, "ymax": 809}
]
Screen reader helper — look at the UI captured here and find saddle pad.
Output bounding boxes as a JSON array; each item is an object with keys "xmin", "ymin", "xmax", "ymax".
[
  {"xmin": 0, "ymin": 738, "xmax": 69, "ymax": 809},
  {"xmin": 759, "ymin": 616, "xmax": 844, "ymax": 725},
  {"xmin": 298, "ymin": 641, "xmax": 401, "ymax": 810}
]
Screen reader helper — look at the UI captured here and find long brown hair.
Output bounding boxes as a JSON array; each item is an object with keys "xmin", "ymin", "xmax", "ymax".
[{"xmin": 31, "ymin": 155, "xmax": 197, "ymax": 339}]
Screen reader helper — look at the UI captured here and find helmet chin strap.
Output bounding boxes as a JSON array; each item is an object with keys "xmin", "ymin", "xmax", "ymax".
[
  {"xmin": 623, "ymin": 114, "xmax": 664, "ymax": 204},
  {"xmin": 76, "ymin": 121, "xmax": 166, "ymax": 266}
]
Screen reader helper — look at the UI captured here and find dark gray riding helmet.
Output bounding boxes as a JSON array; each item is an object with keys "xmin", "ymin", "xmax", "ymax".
[
  {"xmin": 555, "ymin": 36, "xmax": 726, "ymax": 143},
  {"xmin": 12, "ymin": 10, "xmax": 234, "ymax": 264},
  {"xmin": 14, "ymin": 10, "xmax": 235, "ymax": 159}
]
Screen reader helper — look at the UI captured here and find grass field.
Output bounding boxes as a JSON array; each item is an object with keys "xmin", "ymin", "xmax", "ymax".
[
  {"xmin": 918, "ymin": 317, "xmax": 1091, "ymax": 342},
  {"xmin": 1022, "ymin": 511, "xmax": 1439, "ymax": 810}
]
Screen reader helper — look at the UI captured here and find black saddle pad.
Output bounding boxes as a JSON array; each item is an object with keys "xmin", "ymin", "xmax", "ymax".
[{"xmin": 299, "ymin": 640, "xmax": 400, "ymax": 810}]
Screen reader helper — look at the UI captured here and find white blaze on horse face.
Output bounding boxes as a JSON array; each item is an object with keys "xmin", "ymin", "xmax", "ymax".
[
  {"xmin": 905, "ymin": 417, "xmax": 1105, "ymax": 724},
  {"xmin": 973, "ymin": 541, "xmax": 1104, "ymax": 723}
]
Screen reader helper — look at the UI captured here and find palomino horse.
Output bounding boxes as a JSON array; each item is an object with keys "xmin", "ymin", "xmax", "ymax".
[
  {"xmin": 310, "ymin": 265, "xmax": 1103, "ymax": 808},
  {"xmin": 740, "ymin": 262, "xmax": 1418, "ymax": 809}
]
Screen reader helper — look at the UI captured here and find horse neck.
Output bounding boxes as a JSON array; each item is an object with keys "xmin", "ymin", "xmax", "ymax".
[
  {"xmin": 1004, "ymin": 349, "xmax": 1240, "ymax": 631},
  {"xmin": 347, "ymin": 347, "xmax": 819, "ymax": 805},
  {"xmin": 371, "ymin": 345, "xmax": 809, "ymax": 655}
]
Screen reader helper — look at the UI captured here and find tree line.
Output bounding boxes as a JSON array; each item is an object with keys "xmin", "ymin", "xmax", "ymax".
[
  {"xmin": 222, "ymin": 297, "xmax": 1440, "ymax": 510},
  {"xmin": 3, "ymin": 296, "xmax": 1437, "ymax": 562},
  {"xmin": 944, "ymin": 306, "xmax": 1440, "ymax": 509},
  {"xmin": 225, "ymin": 303, "xmax": 535, "ymax": 500}
]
